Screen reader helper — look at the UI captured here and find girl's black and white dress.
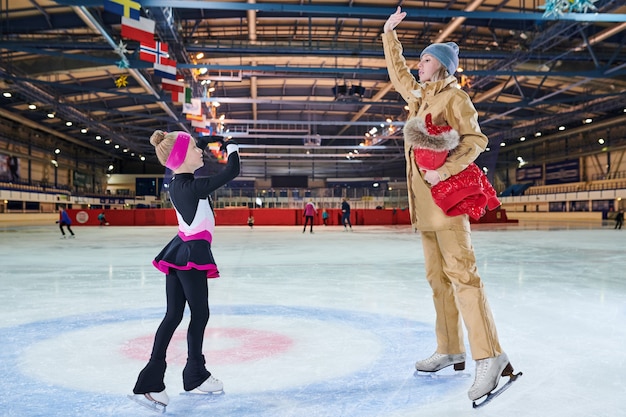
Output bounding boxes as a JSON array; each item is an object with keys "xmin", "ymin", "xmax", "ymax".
[{"xmin": 153, "ymin": 151, "xmax": 240, "ymax": 278}]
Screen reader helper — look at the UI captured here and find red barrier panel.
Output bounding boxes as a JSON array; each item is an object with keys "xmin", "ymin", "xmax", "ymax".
[
  {"xmin": 135, "ymin": 208, "xmax": 167, "ymax": 226},
  {"xmin": 104, "ymin": 209, "xmax": 135, "ymax": 226},
  {"xmin": 66, "ymin": 207, "xmax": 517, "ymax": 227},
  {"xmin": 394, "ymin": 208, "xmax": 412, "ymax": 225},
  {"xmin": 361, "ymin": 209, "xmax": 394, "ymax": 225},
  {"xmin": 164, "ymin": 209, "xmax": 178, "ymax": 226},
  {"xmin": 214, "ymin": 208, "xmax": 250, "ymax": 226},
  {"xmin": 249, "ymin": 208, "xmax": 297, "ymax": 225},
  {"xmin": 67, "ymin": 209, "xmax": 135, "ymax": 226}
]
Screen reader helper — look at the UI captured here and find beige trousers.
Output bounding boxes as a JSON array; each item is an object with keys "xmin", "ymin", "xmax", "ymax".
[{"xmin": 421, "ymin": 229, "xmax": 502, "ymax": 360}]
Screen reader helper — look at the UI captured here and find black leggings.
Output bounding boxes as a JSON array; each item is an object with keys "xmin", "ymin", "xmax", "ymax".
[
  {"xmin": 303, "ymin": 216, "xmax": 314, "ymax": 232},
  {"xmin": 59, "ymin": 222, "xmax": 74, "ymax": 236},
  {"xmin": 133, "ymin": 269, "xmax": 211, "ymax": 393}
]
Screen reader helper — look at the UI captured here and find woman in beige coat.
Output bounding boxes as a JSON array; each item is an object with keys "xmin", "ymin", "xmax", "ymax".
[{"xmin": 382, "ymin": 6, "xmax": 519, "ymax": 405}]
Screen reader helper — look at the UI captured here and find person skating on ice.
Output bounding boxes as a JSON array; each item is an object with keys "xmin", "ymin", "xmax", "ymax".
[
  {"xmin": 341, "ymin": 198, "xmax": 352, "ymax": 231},
  {"xmin": 130, "ymin": 131, "xmax": 240, "ymax": 412},
  {"xmin": 303, "ymin": 199, "xmax": 317, "ymax": 233},
  {"xmin": 614, "ymin": 209, "xmax": 624, "ymax": 229},
  {"xmin": 382, "ymin": 6, "xmax": 519, "ymax": 406},
  {"xmin": 57, "ymin": 207, "xmax": 75, "ymax": 238}
]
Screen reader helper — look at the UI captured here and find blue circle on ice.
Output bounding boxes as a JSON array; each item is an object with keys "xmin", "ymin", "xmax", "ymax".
[{"xmin": 0, "ymin": 305, "xmax": 466, "ymax": 417}]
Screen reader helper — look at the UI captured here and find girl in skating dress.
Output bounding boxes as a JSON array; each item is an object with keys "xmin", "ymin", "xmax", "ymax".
[{"xmin": 131, "ymin": 131, "xmax": 240, "ymax": 411}]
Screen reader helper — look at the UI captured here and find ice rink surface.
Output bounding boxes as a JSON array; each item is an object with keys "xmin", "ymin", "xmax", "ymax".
[{"xmin": 1, "ymin": 221, "xmax": 625, "ymax": 417}]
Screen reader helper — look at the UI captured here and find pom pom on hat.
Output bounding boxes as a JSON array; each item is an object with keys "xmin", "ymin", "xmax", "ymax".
[{"xmin": 420, "ymin": 42, "xmax": 459, "ymax": 75}]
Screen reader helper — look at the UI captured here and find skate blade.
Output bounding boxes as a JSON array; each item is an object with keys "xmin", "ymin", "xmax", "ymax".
[
  {"xmin": 180, "ymin": 388, "xmax": 225, "ymax": 396},
  {"xmin": 472, "ymin": 371, "xmax": 522, "ymax": 409},
  {"xmin": 413, "ymin": 370, "xmax": 471, "ymax": 379},
  {"xmin": 127, "ymin": 394, "xmax": 166, "ymax": 414}
]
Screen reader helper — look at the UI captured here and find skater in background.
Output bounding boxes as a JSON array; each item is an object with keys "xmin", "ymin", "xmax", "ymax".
[
  {"xmin": 614, "ymin": 209, "xmax": 624, "ymax": 230},
  {"xmin": 57, "ymin": 207, "xmax": 75, "ymax": 238},
  {"xmin": 383, "ymin": 7, "xmax": 517, "ymax": 405},
  {"xmin": 97, "ymin": 212, "xmax": 108, "ymax": 227},
  {"xmin": 247, "ymin": 214, "xmax": 254, "ymax": 229},
  {"xmin": 303, "ymin": 199, "xmax": 317, "ymax": 233},
  {"xmin": 130, "ymin": 131, "xmax": 240, "ymax": 412},
  {"xmin": 341, "ymin": 198, "xmax": 352, "ymax": 231},
  {"xmin": 322, "ymin": 208, "xmax": 329, "ymax": 226}
]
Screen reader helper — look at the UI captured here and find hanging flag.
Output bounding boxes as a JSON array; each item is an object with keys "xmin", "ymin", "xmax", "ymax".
[
  {"xmin": 121, "ymin": 16, "xmax": 155, "ymax": 45},
  {"xmin": 104, "ymin": 0, "xmax": 141, "ymax": 19},
  {"xmin": 191, "ymin": 116, "xmax": 207, "ymax": 128},
  {"xmin": 154, "ymin": 57, "xmax": 177, "ymax": 80},
  {"xmin": 139, "ymin": 40, "xmax": 169, "ymax": 63},
  {"xmin": 176, "ymin": 88, "xmax": 193, "ymax": 105},
  {"xmin": 183, "ymin": 97, "xmax": 201, "ymax": 115},
  {"xmin": 186, "ymin": 113, "xmax": 204, "ymax": 122},
  {"xmin": 161, "ymin": 78, "xmax": 185, "ymax": 93}
]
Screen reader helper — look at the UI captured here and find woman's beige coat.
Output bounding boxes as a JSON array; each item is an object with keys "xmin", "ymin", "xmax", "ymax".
[{"xmin": 383, "ymin": 31, "xmax": 490, "ymax": 232}]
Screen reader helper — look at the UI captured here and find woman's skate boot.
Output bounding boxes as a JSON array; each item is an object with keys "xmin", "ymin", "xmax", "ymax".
[
  {"xmin": 468, "ymin": 352, "xmax": 515, "ymax": 402},
  {"xmin": 415, "ymin": 352, "xmax": 466, "ymax": 372}
]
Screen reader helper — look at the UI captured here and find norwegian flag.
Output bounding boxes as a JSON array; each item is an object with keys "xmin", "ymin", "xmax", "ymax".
[{"xmin": 139, "ymin": 40, "xmax": 169, "ymax": 64}]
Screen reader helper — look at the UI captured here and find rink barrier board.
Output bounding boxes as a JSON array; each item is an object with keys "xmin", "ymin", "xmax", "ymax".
[{"xmin": 58, "ymin": 207, "xmax": 515, "ymax": 226}]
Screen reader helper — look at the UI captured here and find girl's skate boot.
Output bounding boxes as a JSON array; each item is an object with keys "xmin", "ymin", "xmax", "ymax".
[
  {"xmin": 129, "ymin": 390, "xmax": 169, "ymax": 413},
  {"xmin": 191, "ymin": 375, "xmax": 224, "ymax": 394},
  {"xmin": 468, "ymin": 352, "xmax": 512, "ymax": 401},
  {"xmin": 415, "ymin": 352, "xmax": 466, "ymax": 372}
]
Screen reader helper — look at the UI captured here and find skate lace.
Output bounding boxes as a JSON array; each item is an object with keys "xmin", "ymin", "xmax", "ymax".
[
  {"xmin": 475, "ymin": 358, "xmax": 492, "ymax": 380},
  {"xmin": 423, "ymin": 353, "xmax": 446, "ymax": 364},
  {"xmin": 207, "ymin": 376, "xmax": 220, "ymax": 383}
]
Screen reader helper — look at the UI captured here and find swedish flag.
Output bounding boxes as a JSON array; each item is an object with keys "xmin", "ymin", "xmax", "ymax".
[{"xmin": 104, "ymin": 0, "xmax": 141, "ymax": 20}]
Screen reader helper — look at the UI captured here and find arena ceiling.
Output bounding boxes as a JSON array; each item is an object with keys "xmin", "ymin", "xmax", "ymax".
[{"xmin": 1, "ymin": 0, "xmax": 625, "ymax": 180}]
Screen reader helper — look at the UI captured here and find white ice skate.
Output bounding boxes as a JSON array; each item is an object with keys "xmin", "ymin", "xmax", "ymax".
[
  {"xmin": 415, "ymin": 352, "xmax": 466, "ymax": 373},
  {"xmin": 184, "ymin": 375, "xmax": 224, "ymax": 395},
  {"xmin": 469, "ymin": 352, "xmax": 522, "ymax": 408},
  {"xmin": 128, "ymin": 390, "xmax": 169, "ymax": 413}
]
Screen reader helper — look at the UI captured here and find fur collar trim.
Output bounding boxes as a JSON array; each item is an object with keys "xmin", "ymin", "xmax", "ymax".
[{"xmin": 403, "ymin": 114, "xmax": 460, "ymax": 151}]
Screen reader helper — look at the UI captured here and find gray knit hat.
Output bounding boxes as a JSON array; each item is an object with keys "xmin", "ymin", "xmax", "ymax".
[{"xmin": 420, "ymin": 42, "xmax": 459, "ymax": 75}]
